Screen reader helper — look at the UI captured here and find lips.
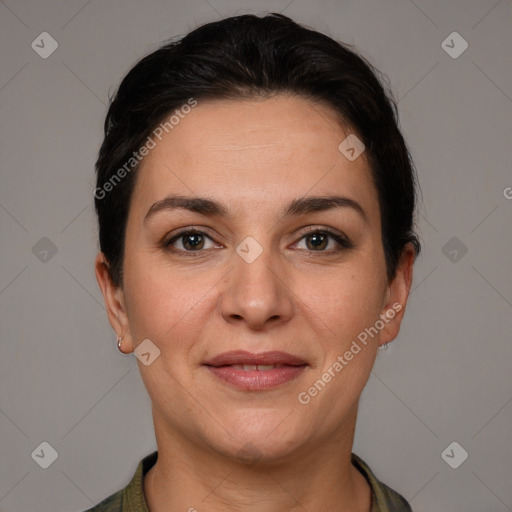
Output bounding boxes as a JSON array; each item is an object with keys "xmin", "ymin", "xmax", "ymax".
[
  {"xmin": 203, "ymin": 350, "xmax": 307, "ymax": 367},
  {"xmin": 203, "ymin": 350, "xmax": 308, "ymax": 390}
]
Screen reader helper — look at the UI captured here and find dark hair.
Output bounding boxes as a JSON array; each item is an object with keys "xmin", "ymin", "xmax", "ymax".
[{"xmin": 95, "ymin": 13, "xmax": 421, "ymax": 286}]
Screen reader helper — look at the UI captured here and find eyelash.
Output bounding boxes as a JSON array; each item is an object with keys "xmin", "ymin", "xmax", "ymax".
[{"xmin": 163, "ymin": 227, "xmax": 353, "ymax": 257}]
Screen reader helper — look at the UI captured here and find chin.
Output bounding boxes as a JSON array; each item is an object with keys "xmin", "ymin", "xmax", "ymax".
[{"xmin": 204, "ymin": 412, "xmax": 307, "ymax": 465}]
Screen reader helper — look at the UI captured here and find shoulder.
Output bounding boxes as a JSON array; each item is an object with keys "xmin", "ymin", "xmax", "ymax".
[
  {"xmin": 82, "ymin": 489, "xmax": 123, "ymax": 512},
  {"xmin": 351, "ymin": 453, "xmax": 413, "ymax": 512},
  {"xmin": 81, "ymin": 451, "xmax": 157, "ymax": 512},
  {"xmin": 374, "ymin": 480, "xmax": 413, "ymax": 512}
]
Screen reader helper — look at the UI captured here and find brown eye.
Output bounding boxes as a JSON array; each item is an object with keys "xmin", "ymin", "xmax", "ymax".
[
  {"xmin": 166, "ymin": 230, "xmax": 217, "ymax": 253},
  {"xmin": 181, "ymin": 232, "xmax": 205, "ymax": 250},
  {"xmin": 305, "ymin": 232, "xmax": 328, "ymax": 250},
  {"xmin": 295, "ymin": 229, "xmax": 352, "ymax": 252}
]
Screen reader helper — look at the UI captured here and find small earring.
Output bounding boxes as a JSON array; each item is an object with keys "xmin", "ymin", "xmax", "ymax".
[
  {"xmin": 379, "ymin": 343, "xmax": 389, "ymax": 351},
  {"xmin": 117, "ymin": 336, "xmax": 123, "ymax": 352}
]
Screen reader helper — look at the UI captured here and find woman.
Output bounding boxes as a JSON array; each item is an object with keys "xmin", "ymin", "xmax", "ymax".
[{"xmin": 89, "ymin": 13, "xmax": 420, "ymax": 512}]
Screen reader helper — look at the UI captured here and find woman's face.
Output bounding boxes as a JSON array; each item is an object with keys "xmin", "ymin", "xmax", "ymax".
[{"xmin": 98, "ymin": 95, "xmax": 413, "ymax": 462}]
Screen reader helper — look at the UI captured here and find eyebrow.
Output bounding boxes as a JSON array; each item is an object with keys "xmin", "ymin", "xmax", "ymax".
[{"xmin": 144, "ymin": 194, "xmax": 368, "ymax": 223}]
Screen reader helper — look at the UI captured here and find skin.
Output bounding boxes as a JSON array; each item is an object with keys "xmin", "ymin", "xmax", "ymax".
[{"xmin": 96, "ymin": 94, "xmax": 415, "ymax": 512}]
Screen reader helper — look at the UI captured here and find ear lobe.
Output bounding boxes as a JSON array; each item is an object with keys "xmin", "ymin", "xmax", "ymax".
[
  {"xmin": 378, "ymin": 244, "xmax": 416, "ymax": 347},
  {"xmin": 94, "ymin": 252, "xmax": 134, "ymax": 353}
]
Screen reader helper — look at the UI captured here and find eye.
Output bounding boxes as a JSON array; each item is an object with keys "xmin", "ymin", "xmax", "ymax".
[
  {"xmin": 294, "ymin": 229, "xmax": 352, "ymax": 253},
  {"xmin": 164, "ymin": 227, "xmax": 352, "ymax": 256},
  {"xmin": 165, "ymin": 230, "xmax": 219, "ymax": 253}
]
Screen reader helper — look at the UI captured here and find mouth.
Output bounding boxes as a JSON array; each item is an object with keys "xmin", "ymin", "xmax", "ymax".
[
  {"xmin": 228, "ymin": 364, "xmax": 295, "ymax": 371},
  {"xmin": 203, "ymin": 350, "xmax": 308, "ymax": 390}
]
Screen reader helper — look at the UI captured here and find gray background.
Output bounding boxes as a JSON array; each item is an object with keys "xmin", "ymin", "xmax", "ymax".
[{"xmin": 0, "ymin": 1, "xmax": 511, "ymax": 511}]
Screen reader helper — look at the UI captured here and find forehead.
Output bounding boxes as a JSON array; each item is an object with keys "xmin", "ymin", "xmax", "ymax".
[{"xmin": 132, "ymin": 95, "xmax": 379, "ymax": 219}]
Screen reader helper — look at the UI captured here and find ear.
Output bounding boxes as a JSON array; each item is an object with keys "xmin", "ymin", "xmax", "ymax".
[
  {"xmin": 94, "ymin": 252, "xmax": 134, "ymax": 353},
  {"xmin": 378, "ymin": 243, "xmax": 416, "ymax": 347}
]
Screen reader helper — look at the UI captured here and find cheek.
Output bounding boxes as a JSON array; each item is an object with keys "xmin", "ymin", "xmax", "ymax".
[
  {"xmin": 296, "ymin": 270, "xmax": 382, "ymax": 416},
  {"xmin": 297, "ymin": 264, "xmax": 385, "ymax": 343},
  {"xmin": 124, "ymin": 258, "xmax": 385, "ymax": 345},
  {"xmin": 125, "ymin": 258, "xmax": 218, "ymax": 352}
]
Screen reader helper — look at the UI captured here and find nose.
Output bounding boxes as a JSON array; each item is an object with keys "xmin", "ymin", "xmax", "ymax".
[{"xmin": 220, "ymin": 242, "xmax": 294, "ymax": 330}]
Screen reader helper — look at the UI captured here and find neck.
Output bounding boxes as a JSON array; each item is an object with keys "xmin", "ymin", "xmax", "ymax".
[{"xmin": 144, "ymin": 409, "xmax": 371, "ymax": 512}]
